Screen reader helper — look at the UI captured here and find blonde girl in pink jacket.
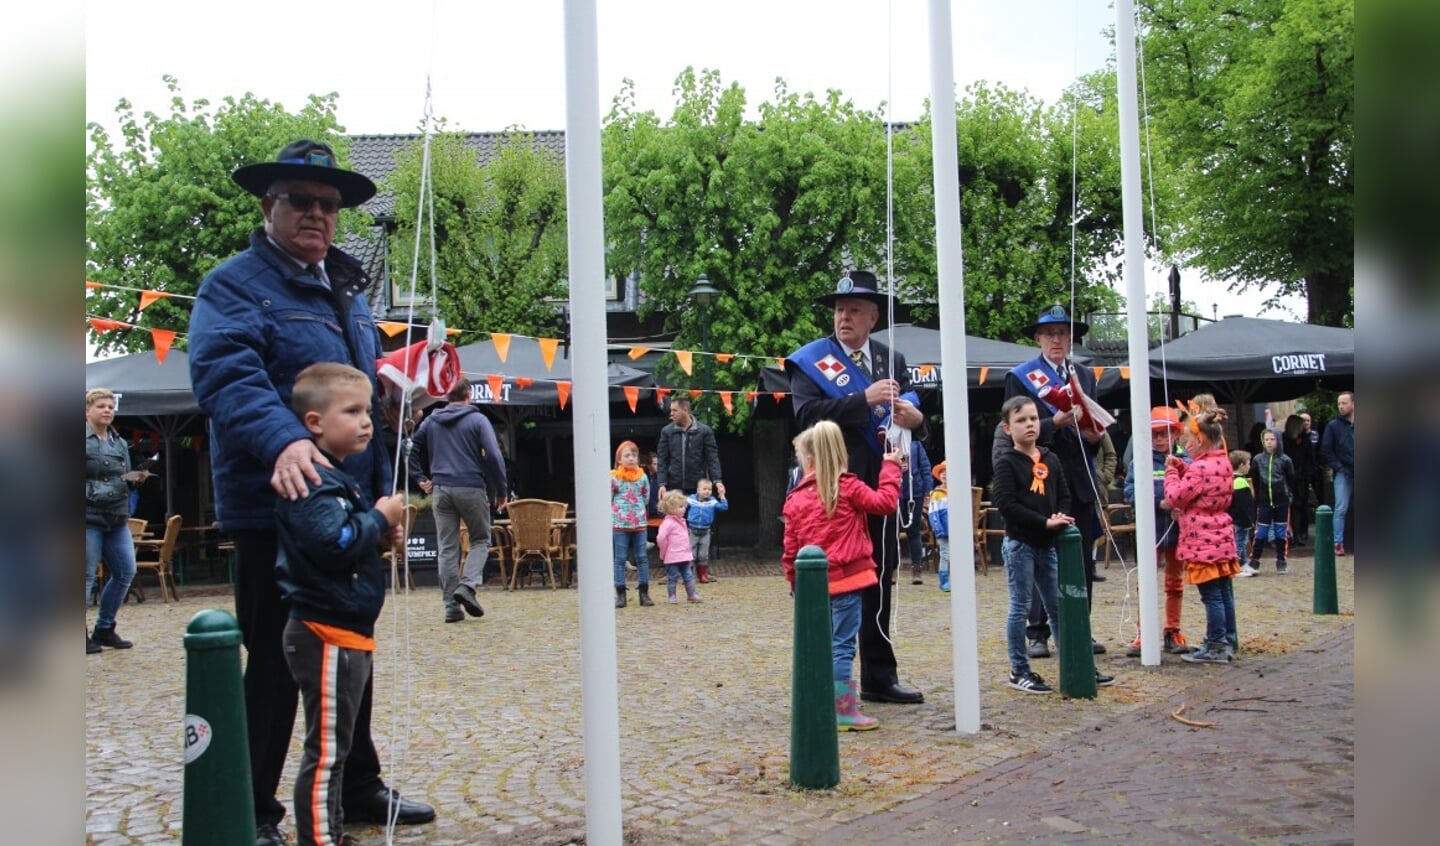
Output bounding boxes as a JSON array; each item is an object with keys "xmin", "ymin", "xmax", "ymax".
[{"xmin": 656, "ymin": 490, "xmax": 702, "ymax": 603}]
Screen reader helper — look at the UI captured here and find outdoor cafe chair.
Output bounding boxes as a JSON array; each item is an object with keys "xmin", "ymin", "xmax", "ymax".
[
  {"xmin": 505, "ymin": 498, "xmax": 561, "ymax": 590},
  {"xmin": 133, "ymin": 513, "xmax": 182, "ymax": 602}
]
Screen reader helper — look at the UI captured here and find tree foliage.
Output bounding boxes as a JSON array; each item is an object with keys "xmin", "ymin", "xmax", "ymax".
[
  {"xmin": 1138, "ymin": 0, "xmax": 1354, "ymax": 326},
  {"xmin": 85, "ymin": 77, "xmax": 356, "ymax": 354},
  {"xmin": 383, "ymin": 131, "xmax": 569, "ymax": 342}
]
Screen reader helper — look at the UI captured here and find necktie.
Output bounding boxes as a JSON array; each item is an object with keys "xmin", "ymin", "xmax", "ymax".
[
  {"xmin": 306, "ymin": 263, "xmax": 330, "ymax": 287},
  {"xmin": 1056, "ymin": 361, "xmax": 1069, "ymax": 383},
  {"xmin": 849, "ymin": 349, "xmax": 867, "ymax": 376}
]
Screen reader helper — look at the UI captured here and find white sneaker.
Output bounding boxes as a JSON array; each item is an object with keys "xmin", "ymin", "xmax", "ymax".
[{"xmin": 1236, "ymin": 563, "xmax": 1259, "ymax": 578}]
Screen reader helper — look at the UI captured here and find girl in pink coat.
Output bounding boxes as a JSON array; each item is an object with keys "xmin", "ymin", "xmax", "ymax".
[
  {"xmin": 1164, "ymin": 405, "xmax": 1242, "ymax": 663},
  {"xmin": 656, "ymin": 490, "xmax": 702, "ymax": 603},
  {"xmin": 782, "ymin": 420, "xmax": 901, "ymax": 730}
]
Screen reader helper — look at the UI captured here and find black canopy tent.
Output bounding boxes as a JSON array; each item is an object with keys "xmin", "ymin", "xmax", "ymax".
[{"xmin": 1148, "ymin": 316, "xmax": 1354, "ymax": 404}]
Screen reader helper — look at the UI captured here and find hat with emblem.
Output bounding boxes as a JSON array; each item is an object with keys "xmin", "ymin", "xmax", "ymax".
[
  {"xmin": 232, "ymin": 139, "xmax": 377, "ymax": 208},
  {"xmin": 814, "ymin": 271, "xmax": 891, "ymax": 325},
  {"xmin": 1021, "ymin": 303, "xmax": 1089, "ymax": 340}
]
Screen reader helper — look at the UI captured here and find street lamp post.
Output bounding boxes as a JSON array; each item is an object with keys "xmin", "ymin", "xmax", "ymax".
[{"xmin": 688, "ymin": 274, "xmax": 720, "ymax": 413}]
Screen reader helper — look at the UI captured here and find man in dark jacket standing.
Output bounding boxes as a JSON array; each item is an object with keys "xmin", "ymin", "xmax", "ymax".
[
  {"xmin": 1320, "ymin": 391, "xmax": 1355, "ymax": 555},
  {"xmin": 1003, "ymin": 304, "xmax": 1109, "ymax": 659},
  {"xmin": 411, "ymin": 379, "xmax": 508, "ymax": 622},
  {"xmin": 786, "ymin": 271, "xmax": 926, "ymax": 705},
  {"xmin": 656, "ymin": 395, "xmax": 722, "ymax": 498},
  {"xmin": 189, "ymin": 140, "xmax": 434, "ymax": 845}
]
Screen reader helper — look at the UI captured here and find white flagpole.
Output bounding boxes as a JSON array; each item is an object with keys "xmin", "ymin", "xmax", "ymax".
[
  {"xmin": 562, "ymin": 1, "xmax": 625, "ymax": 841},
  {"xmin": 927, "ymin": 0, "xmax": 981, "ymax": 734},
  {"xmin": 1115, "ymin": 0, "xmax": 1162, "ymax": 665}
]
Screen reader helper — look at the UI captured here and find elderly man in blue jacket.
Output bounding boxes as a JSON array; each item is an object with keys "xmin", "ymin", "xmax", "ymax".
[{"xmin": 189, "ymin": 140, "xmax": 434, "ymax": 846}]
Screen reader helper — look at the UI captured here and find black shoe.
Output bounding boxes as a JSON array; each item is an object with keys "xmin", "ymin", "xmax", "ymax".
[
  {"xmin": 1027, "ymin": 638, "xmax": 1051, "ymax": 659},
  {"xmin": 86, "ymin": 636, "xmax": 102, "ymax": 655},
  {"xmin": 1092, "ymin": 572, "xmax": 1107, "ymax": 582},
  {"xmin": 444, "ymin": 606, "xmax": 464, "ymax": 623},
  {"xmin": 344, "ymin": 786, "xmax": 436, "ymax": 825},
  {"xmin": 90, "ymin": 625, "xmax": 133, "ymax": 649},
  {"xmin": 615, "ymin": 586, "xmax": 627, "ymax": 608},
  {"xmin": 1095, "ymin": 671, "xmax": 1116, "ymax": 687},
  {"xmin": 860, "ymin": 681, "xmax": 925, "ymax": 704},
  {"xmin": 1092, "ymin": 639, "xmax": 1107, "ymax": 655},
  {"xmin": 255, "ymin": 822, "xmax": 288, "ymax": 846},
  {"xmin": 638, "ymin": 586, "xmax": 655, "ymax": 607},
  {"xmin": 453, "ymin": 584, "xmax": 485, "ymax": 617}
]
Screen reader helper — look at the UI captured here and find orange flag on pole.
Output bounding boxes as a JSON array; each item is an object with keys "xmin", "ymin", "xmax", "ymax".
[
  {"xmin": 655, "ymin": 387, "xmax": 672, "ymax": 405},
  {"xmin": 515, "ymin": 377, "xmax": 534, "ymax": 390},
  {"xmin": 719, "ymin": 391, "xmax": 734, "ymax": 415},
  {"xmin": 377, "ymin": 321, "xmax": 409, "ymax": 337},
  {"xmin": 978, "ymin": 366, "xmax": 990, "ymax": 385},
  {"xmin": 628, "ymin": 347, "xmax": 650, "ymax": 360},
  {"xmin": 88, "ymin": 317, "xmax": 125, "ymax": 332}
]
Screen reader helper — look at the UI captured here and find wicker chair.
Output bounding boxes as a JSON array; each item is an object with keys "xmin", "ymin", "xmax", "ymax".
[
  {"xmin": 505, "ymin": 498, "xmax": 561, "ymax": 589},
  {"xmin": 384, "ymin": 505, "xmax": 419, "ymax": 592},
  {"xmin": 133, "ymin": 514, "xmax": 182, "ymax": 602}
]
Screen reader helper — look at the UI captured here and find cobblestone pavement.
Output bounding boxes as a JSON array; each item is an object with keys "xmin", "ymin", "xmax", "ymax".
[{"xmin": 86, "ymin": 547, "xmax": 1353, "ymax": 844}]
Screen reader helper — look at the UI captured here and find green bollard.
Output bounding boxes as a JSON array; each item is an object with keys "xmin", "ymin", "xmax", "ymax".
[
  {"xmin": 1313, "ymin": 506, "xmax": 1338, "ymax": 614},
  {"xmin": 790, "ymin": 545, "xmax": 840, "ymax": 790},
  {"xmin": 1056, "ymin": 526, "xmax": 1097, "ymax": 699},
  {"xmin": 183, "ymin": 609, "xmax": 255, "ymax": 846}
]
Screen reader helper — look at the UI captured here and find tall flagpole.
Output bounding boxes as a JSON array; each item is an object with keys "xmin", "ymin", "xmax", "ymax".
[
  {"xmin": 1115, "ymin": 0, "xmax": 1161, "ymax": 665},
  {"xmin": 562, "ymin": 1, "xmax": 625, "ymax": 841},
  {"xmin": 927, "ymin": 0, "xmax": 981, "ymax": 734}
]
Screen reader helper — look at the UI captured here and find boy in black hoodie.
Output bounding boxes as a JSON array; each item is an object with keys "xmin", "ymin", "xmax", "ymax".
[
  {"xmin": 1248, "ymin": 429, "xmax": 1295, "ymax": 574},
  {"xmin": 991, "ymin": 396, "xmax": 1115, "ymax": 694},
  {"xmin": 276, "ymin": 363, "xmax": 405, "ymax": 846}
]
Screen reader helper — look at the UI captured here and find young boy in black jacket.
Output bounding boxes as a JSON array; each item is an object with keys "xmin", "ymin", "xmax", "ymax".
[
  {"xmin": 276, "ymin": 363, "xmax": 405, "ymax": 846},
  {"xmin": 991, "ymin": 396, "xmax": 1114, "ymax": 694},
  {"xmin": 1248, "ymin": 429, "xmax": 1295, "ymax": 574}
]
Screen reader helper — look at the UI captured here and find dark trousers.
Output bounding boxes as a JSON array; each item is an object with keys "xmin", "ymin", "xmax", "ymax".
[
  {"xmin": 1026, "ymin": 499, "xmax": 1096, "ymax": 641},
  {"xmin": 1293, "ymin": 476, "xmax": 1314, "ymax": 539},
  {"xmin": 233, "ymin": 531, "xmax": 384, "ymax": 827},
  {"xmin": 858, "ymin": 512, "xmax": 902, "ymax": 690},
  {"xmin": 284, "ymin": 619, "xmax": 370, "ymax": 846}
]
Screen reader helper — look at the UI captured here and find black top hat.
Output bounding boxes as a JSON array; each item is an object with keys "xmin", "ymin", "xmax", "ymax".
[
  {"xmin": 1021, "ymin": 303, "xmax": 1089, "ymax": 339},
  {"xmin": 814, "ymin": 270, "xmax": 891, "ymax": 311},
  {"xmin": 232, "ymin": 140, "xmax": 377, "ymax": 208}
]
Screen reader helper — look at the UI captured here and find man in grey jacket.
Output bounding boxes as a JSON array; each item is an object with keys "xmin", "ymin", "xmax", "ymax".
[{"xmin": 411, "ymin": 380, "xmax": 508, "ymax": 622}]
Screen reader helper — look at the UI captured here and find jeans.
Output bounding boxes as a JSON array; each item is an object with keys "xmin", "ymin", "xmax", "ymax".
[
  {"xmin": 1196, "ymin": 576, "xmax": 1237, "ymax": 646},
  {"xmin": 433, "ymin": 485, "xmax": 492, "ymax": 604},
  {"xmin": 1252, "ymin": 502, "xmax": 1290, "ymax": 563},
  {"xmin": 1234, "ymin": 525, "xmax": 1253, "ymax": 564},
  {"xmin": 904, "ymin": 501, "xmax": 926, "ymax": 566},
  {"xmin": 612, "ymin": 530, "xmax": 649, "ymax": 587},
  {"xmin": 936, "ymin": 537, "xmax": 950, "ymax": 574},
  {"xmin": 831, "ymin": 589, "xmax": 864, "ymax": 681},
  {"xmin": 1332, "ymin": 470, "xmax": 1351, "ymax": 546},
  {"xmin": 1003, "ymin": 537, "xmax": 1059, "ymax": 675},
  {"xmin": 85, "ymin": 518, "xmax": 135, "ymax": 629},
  {"xmin": 665, "ymin": 562, "xmax": 696, "ymax": 596}
]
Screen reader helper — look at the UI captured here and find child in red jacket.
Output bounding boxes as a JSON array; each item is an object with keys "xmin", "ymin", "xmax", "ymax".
[
  {"xmin": 782, "ymin": 420, "xmax": 901, "ymax": 731},
  {"xmin": 1165, "ymin": 405, "xmax": 1242, "ymax": 663}
]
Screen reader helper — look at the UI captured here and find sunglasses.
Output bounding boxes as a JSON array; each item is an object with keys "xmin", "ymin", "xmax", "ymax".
[{"xmin": 270, "ymin": 192, "xmax": 342, "ymax": 214}]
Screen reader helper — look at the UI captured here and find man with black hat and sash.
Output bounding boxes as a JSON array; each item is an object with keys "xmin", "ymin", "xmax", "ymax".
[
  {"xmin": 189, "ymin": 140, "xmax": 434, "ymax": 845},
  {"xmin": 1004, "ymin": 304, "xmax": 1110, "ymax": 659},
  {"xmin": 786, "ymin": 271, "xmax": 927, "ymax": 704}
]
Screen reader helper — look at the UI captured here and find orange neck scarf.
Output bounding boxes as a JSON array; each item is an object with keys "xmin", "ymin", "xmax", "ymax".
[{"xmin": 612, "ymin": 466, "xmax": 645, "ymax": 482}]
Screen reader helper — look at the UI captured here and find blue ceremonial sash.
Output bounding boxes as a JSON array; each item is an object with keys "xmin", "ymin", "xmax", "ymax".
[
  {"xmin": 1010, "ymin": 357, "xmax": 1067, "ymax": 415},
  {"xmin": 790, "ymin": 337, "xmax": 919, "ymax": 455}
]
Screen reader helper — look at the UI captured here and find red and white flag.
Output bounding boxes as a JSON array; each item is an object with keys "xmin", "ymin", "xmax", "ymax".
[{"xmin": 375, "ymin": 336, "xmax": 461, "ymax": 428}]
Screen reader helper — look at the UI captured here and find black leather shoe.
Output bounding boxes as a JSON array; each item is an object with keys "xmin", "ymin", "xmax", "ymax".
[
  {"xmin": 91, "ymin": 625, "xmax": 133, "ymax": 649},
  {"xmin": 1092, "ymin": 572, "xmax": 1107, "ymax": 582},
  {"xmin": 453, "ymin": 584, "xmax": 484, "ymax": 618},
  {"xmin": 255, "ymin": 822, "xmax": 287, "ymax": 846},
  {"xmin": 1092, "ymin": 639, "xmax": 1107, "ymax": 655},
  {"xmin": 444, "ymin": 606, "xmax": 464, "ymax": 623},
  {"xmin": 860, "ymin": 681, "xmax": 925, "ymax": 704},
  {"xmin": 344, "ymin": 787, "xmax": 435, "ymax": 825}
]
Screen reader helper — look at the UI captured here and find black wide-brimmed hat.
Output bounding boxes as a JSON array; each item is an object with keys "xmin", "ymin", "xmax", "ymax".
[
  {"xmin": 232, "ymin": 140, "xmax": 377, "ymax": 208},
  {"xmin": 1022, "ymin": 303, "xmax": 1089, "ymax": 340},
  {"xmin": 814, "ymin": 270, "xmax": 891, "ymax": 311}
]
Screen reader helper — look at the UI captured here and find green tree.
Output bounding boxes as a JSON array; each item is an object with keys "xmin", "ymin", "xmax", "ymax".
[
  {"xmin": 603, "ymin": 68, "xmax": 886, "ymax": 424},
  {"xmin": 383, "ymin": 131, "xmax": 569, "ymax": 342},
  {"xmin": 86, "ymin": 77, "xmax": 357, "ymax": 354},
  {"xmin": 1138, "ymin": 0, "xmax": 1354, "ymax": 326}
]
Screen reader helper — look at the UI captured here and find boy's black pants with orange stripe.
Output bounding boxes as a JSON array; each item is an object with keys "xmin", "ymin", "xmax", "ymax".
[{"xmin": 284, "ymin": 619, "xmax": 370, "ymax": 846}]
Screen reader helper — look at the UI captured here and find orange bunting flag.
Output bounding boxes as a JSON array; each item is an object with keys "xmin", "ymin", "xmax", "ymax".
[
  {"xmin": 776, "ymin": 357, "xmax": 786, "ymax": 368},
  {"xmin": 689, "ymin": 389, "xmax": 703, "ymax": 399},
  {"xmin": 539, "ymin": 337, "xmax": 560, "ymax": 371},
  {"xmin": 719, "ymin": 391, "xmax": 734, "ymax": 415},
  {"xmin": 557, "ymin": 381, "xmax": 572, "ymax": 410},
  {"xmin": 675, "ymin": 350, "xmax": 694, "ymax": 375},
  {"xmin": 1092, "ymin": 366, "xmax": 1104, "ymax": 380},
  {"xmin": 656, "ymin": 387, "xmax": 672, "ymax": 404},
  {"xmin": 138, "ymin": 290, "xmax": 170, "ymax": 311},
  {"xmin": 88, "ymin": 317, "xmax": 125, "ymax": 332},
  {"xmin": 491, "ymin": 333, "xmax": 512, "ymax": 362},
  {"xmin": 628, "ymin": 347, "xmax": 650, "ymax": 360},
  {"xmin": 445, "ymin": 326, "xmax": 461, "ymax": 336},
  {"xmin": 772, "ymin": 392, "xmax": 786, "ymax": 403},
  {"xmin": 150, "ymin": 328, "xmax": 177, "ymax": 364},
  {"xmin": 515, "ymin": 377, "xmax": 534, "ymax": 390},
  {"xmin": 746, "ymin": 391, "xmax": 758, "ymax": 401},
  {"xmin": 487, "ymin": 374, "xmax": 505, "ymax": 402},
  {"xmin": 918, "ymin": 364, "xmax": 935, "ymax": 377},
  {"xmin": 85, "ymin": 280, "xmax": 102, "ymax": 290},
  {"xmin": 624, "ymin": 386, "xmax": 639, "ymax": 413},
  {"xmin": 716, "ymin": 353, "xmax": 734, "ymax": 363},
  {"xmin": 978, "ymin": 366, "xmax": 990, "ymax": 385},
  {"xmin": 378, "ymin": 321, "xmax": 409, "ymax": 337},
  {"xmin": 1119, "ymin": 366, "xmax": 1131, "ymax": 379}
]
